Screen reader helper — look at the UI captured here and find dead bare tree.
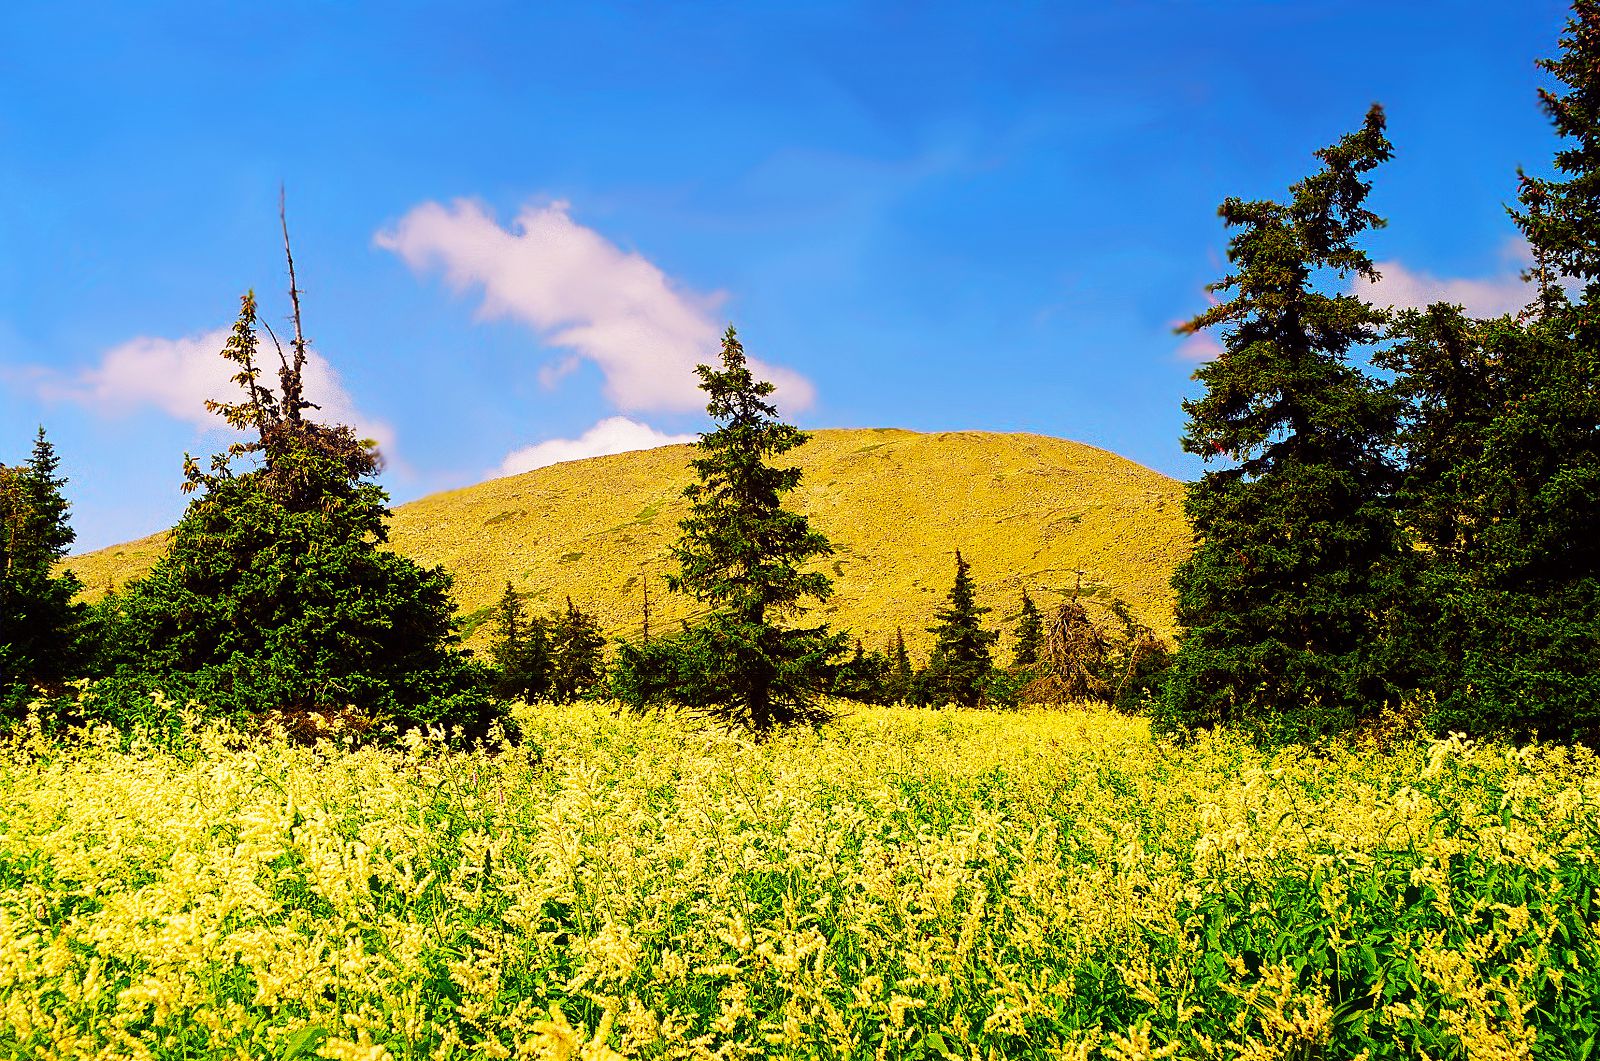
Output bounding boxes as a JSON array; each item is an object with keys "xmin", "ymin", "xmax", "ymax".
[{"xmin": 1042, "ymin": 593, "xmax": 1112, "ymax": 702}]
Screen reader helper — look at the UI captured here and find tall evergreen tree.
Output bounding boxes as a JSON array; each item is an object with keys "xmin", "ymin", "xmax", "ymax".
[
  {"xmin": 1012, "ymin": 588, "xmax": 1044, "ymax": 668},
  {"xmin": 639, "ymin": 326, "xmax": 845, "ymax": 733},
  {"xmin": 548, "ymin": 596, "xmax": 606, "ymax": 702},
  {"xmin": 1381, "ymin": 5, "xmax": 1600, "ymax": 739},
  {"xmin": 487, "ymin": 582, "xmax": 550, "ymax": 703},
  {"xmin": 921, "ymin": 550, "xmax": 999, "ymax": 707},
  {"xmin": 0, "ymin": 427, "xmax": 83, "ymax": 714},
  {"xmin": 1160, "ymin": 106, "xmax": 1404, "ymax": 740}
]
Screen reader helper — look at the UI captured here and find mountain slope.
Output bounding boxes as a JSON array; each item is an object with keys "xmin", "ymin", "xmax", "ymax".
[{"xmin": 64, "ymin": 428, "xmax": 1191, "ymax": 657}]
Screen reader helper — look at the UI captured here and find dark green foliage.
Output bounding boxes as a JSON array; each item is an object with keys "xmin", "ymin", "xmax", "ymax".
[
  {"xmin": 918, "ymin": 551, "xmax": 1001, "ymax": 707},
  {"xmin": 609, "ymin": 626, "xmax": 733, "ymax": 712},
  {"xmin": 0, "ymin": 428, "xmax": 84, "ymax": 717},
  {"xmin": 1377, "ymin": 8, "xmax": 1600, "ymax": 742},
  {"xmin": 625, "ymin": 326, "xmax": 845, "ymax": 733},
  {"xmin": 1103, "ymin": 599, "xmax": 1175, "ymax": 713},
  {"xmin": 547, "ymin": 596, "xmax": 606, "ymax": 702},
  {"xmin": 1161, "ymin": 106, "xmax": 1406, "ymax": 742},
  {"xmin": 1380, "ymin": 308, "xmax": 1600, "ymax": 740},
  {"xmin": 832, "ymin": 638, "xmax": 891, "ymax": 704},
  {"xmin": 487, "ymin": 582, "xmax": 550, "ymax": 703},
  {"xmin": 90, "ymin": 292, "xmax": 494, "ymax": 739},
  {"xmin": 1514, "ymin": 1, "xmax": 1600, "ymax": 286},
  {"xmin": 886, "ymin": 627, "xmax": 914, "ymax": 704},
  {"xmin": 1011, "ymin": 589, "xmax": 1043, "ymax": 668},
  {"xmin": 486, "ymin": 588, "xmax": 606, "ymax": 704}
]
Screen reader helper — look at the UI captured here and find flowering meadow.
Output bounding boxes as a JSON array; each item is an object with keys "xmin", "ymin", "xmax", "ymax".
[{"xmin": 2, "ymin": 703, "xmax": 1598, "ymax": 1061}]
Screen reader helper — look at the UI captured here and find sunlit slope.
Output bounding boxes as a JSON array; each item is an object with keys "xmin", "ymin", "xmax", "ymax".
[{"xmin": 64, "ymin": 429, "xmax": 1190, "ymax": 655}]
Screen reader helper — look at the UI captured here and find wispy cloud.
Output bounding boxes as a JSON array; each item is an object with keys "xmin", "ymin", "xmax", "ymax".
[
  {"xmin": 375, "ymin": 199, "xmax": 815, "ymax": 414},
  {"xmin": 498, "ymin": 416, "xmax": 696, "ymax": 477},
  {"xmin": 38, "ymin": 327, "xmax": 397, "ymax": 455},
  {"xmin": 1353, "ymin": 237, "xmax": 1547, "ymax": 318},
  {"xmin": 1175, "ymin": 328, "xmax": 1223, "ymax": 363}
]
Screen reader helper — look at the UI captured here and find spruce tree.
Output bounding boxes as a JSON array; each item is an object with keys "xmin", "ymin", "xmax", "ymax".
[
  {"xmin": 887, "ymin": 627, "xmax": 914, "ymax": 704},
  {"xmin": 921, "ymin": 550, "xmax": 999, "ymax": 707},
  {"xmin": 654, "ymin": 326, "xmax": 845, "ymax": 733},
  {"xmin": 834, "ymin": 639, "xmax": 870, "ymax": 701},
  {"xmin": 487, "ymin": 582, "xmax": 550, "ymax": 703},
  {"xmin": 1161, "ymin": 106, "xmax": 1404, "ymax": 740},
  {"xmin": 1012, "ymin": 588, "xmax": 1044, "ymax": 668},
  {"xmin": 0, "ymin": 427, "xmax": 83, "ymax": 714},
  {"xmin": 833, "ymin": 638, "xmax": 891, "ymax": 704},
  {"xmin": 548, "ymin": 596, "xmax": 606, "ymax": 702}
]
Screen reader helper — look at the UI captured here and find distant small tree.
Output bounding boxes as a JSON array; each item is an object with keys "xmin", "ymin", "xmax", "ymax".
[
  {"xmin": 548, "ymin": 596, "xmax": 606, "ymax": 702},
  {"xmin": 1104, "ymin": 599, "xmax": 1174, "ymax": 712},
  {"xmin": 886, "ymin": 627, "xmax": 914, "ymax": 704},
  {"xmin": 1012, "ymin": 589, "xmax": 1044, "ymax": 668},
  {"xmin": 1017, "ymin": 592, "xmax": 1171, "ymax": 709},
  {"xmin": 1, "ymin": 427, "xmax": 83, "ymax": 715},
  {"xmin": 1038, "ymin": 591, "xmax": 1111, "ymax": 703},
  {"xmin": 620, "ymin": 326, "xmax": 845, "ymax": 734},
  {"xmin": 920, "ymin": 550, "xmax": 1000, "ymax": 707},
  {"xmin": 488, "ymin": 582, "xmax": 551, "ymax": 702},
  {"xmin": 833, "ymin": 638, "xmax": 891, "ymax": 704}
]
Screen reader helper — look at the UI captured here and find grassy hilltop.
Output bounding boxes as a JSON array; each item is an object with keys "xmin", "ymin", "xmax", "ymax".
[{"xmin": 64, "ymin": 428, "xmax": 1189, "ymax": 654}]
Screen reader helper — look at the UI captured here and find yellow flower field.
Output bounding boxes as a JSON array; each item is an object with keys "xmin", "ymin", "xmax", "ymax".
[{"xmin": 3, "ymin": 703, "xmax": 1598, "ymax": 1060}]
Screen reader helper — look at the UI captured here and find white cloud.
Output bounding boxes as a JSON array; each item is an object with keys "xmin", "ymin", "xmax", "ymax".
[
  {"xmin": 42, "ymin": 326, "xmax": 397, "ymax": 454},
  {"xmin": 376, "ymin": 199, "xmax": 815, "ymax": 413},
  {"xmin": 1352, "ymin": 238, "xmax": 1554, "ymax": 318},
  {"xmin": 498, "ymin": 416, "xmax": 696, "ymax": 477},
  {"xmin": 1356, "ymin": 262, "xmax": 1534, "ymax": 318}
]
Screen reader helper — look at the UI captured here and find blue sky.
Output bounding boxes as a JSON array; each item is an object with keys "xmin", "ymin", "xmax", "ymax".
[{"xmin": 0, "ymin": 1, "xmax": 1573, "ymax": 550}]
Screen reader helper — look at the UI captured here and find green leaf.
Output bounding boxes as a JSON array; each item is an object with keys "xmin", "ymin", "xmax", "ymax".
[{"xmin": 283, "ymin": 1025, "xmax": 328, "ymax": 1060}]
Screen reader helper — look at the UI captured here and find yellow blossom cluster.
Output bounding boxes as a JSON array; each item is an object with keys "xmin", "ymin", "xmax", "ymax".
[{"xmin": 2, "ymin": 704, "xmax": 1597, "ymax": 1059}]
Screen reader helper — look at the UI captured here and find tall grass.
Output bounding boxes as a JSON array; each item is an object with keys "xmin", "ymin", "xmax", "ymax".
[{"xmin": 2, "ymin": 703, "xmax": 1596, "ymax": 1059}]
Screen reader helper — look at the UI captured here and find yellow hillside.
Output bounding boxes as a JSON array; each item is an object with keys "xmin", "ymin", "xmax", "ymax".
[{"xmin": 63, "ymin": 428, "xmax": 1190, "ymax": 657}]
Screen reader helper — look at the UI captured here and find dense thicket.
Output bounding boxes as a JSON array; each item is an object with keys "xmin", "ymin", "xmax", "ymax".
[
  {"xmin": 615, "ymin": 327, "xmax": 844, "ymax": 733},
  {"xmin": 487, "ymin": 582, "xmax": 551, "ymax": 703},
  {"xmin": 0, "ymin": 428, "xmax": 82, "ymax": 716},
  {"xmin": 546, "ymin": 597, "xmax": 607, "ymax": 702},
  {"xmin": 1160, "ymin": 106, "xmax": 1405, "ymax": 742},
  {"xmin": 484, "ymin": 585, "xmax": 606, "ymax": 704}
]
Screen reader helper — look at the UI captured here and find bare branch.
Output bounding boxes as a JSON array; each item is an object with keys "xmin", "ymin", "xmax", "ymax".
[
  {"xmin": 279, "ymin": 184, "xmax": 309, "ymax": 422},
  {"xmin": 259, "ymin": 318, "xmax": 290, "ymax": 376}
]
